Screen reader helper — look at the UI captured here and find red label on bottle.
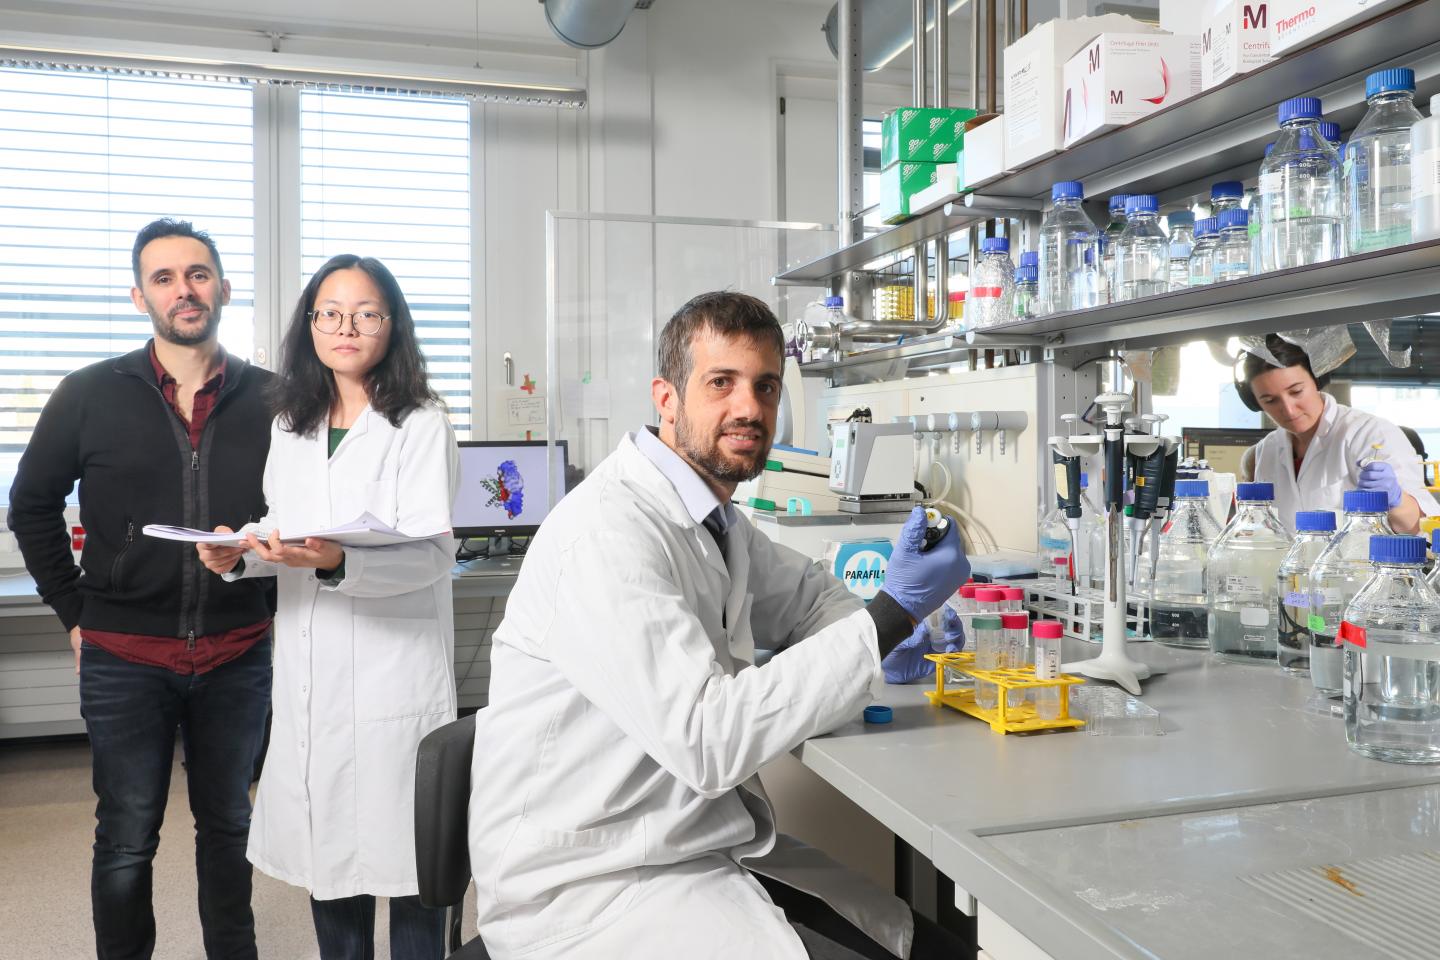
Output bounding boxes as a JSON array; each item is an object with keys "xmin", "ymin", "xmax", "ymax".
[
  {"xmin": 971, "ymin": 286, "xmax": 1003, "ymax": 298},
  {"xmin": 1338, "ymin": 621, "xmax": 1367, "ymax": 648},
  {"xmin": 71, "ymin": 525, "xmax": 85, "ymax": 551}
]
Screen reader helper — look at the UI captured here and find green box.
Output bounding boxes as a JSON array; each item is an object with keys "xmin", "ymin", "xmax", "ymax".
[
  {"xmin": 880, "ymin": 107, "xmax": 980, "ymax": 166},
  {"xmin": 879, "ymin": 161, "xmax": 941, "ymax": 224}
]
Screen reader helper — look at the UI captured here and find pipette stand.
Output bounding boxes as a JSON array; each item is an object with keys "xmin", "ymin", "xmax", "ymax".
[{"xmin": 1051, "ymin": 389, "xmax": 1152, "ymax": 695}]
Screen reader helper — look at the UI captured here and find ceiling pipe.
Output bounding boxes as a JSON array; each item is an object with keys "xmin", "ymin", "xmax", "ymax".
[{"xmin": 823, "ymin": 0, "xmax": 970, "ymax": 73}]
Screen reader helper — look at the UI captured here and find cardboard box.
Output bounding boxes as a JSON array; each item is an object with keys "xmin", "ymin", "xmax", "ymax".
[
  {"xmin": 1003, "ymin": 13, "xmax": 1162, "ymax": 169},
  {"xmin": 1201, "ymin": 2, "xmax": 1272, "ymax": 89},
  {"xmin": 961, "ymin": 115, "xmax": 1007, "ymax": 188},
  {"xmin": 879, "ymin": 161, "xmax": 941, "ymax": 224},
  {"xmin": 880, "ymin": 107, "xmax": 980, "ymax": 166},
  {"xmin": 1268, "ymin": 0, "xmax": 1406, "ymax": 56},
  {"xmin": 909, "ymin": 162, "xmax": 962, "ymax": 212},
  {"xmin": 1061, "ymin": 32, "xmax": 1201, "ymax": 148}
]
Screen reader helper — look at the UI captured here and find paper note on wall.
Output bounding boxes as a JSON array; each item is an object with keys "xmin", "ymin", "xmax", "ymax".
[{"xmin": 506, "ymin": 396, "xmax": 546, "ymax": 427}]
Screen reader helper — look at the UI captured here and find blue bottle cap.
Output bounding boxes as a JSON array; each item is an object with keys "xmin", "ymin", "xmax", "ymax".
[
  {"xmin": 1218, "ymin": 208, "xmax": 1249, "ymax": 230},
  {"xmin": 1052, "ymin": 180, "xmax": 1085, "ymax": 201},
  {"xmin": 1279, "ymin": 96, "xmax": 1323, "ymax": 124},
  {"xmin": 1019, "ymin": 251, "xmax": 1039, "ymax": 268},
  {"xmin": 1167, "ymin": 210, "xmax": 1195, "ymax": 226},
  {"xmin": 1211, "ymin": 181, "xmax": 1243, "ymax": 201},
  {"xmin": 1175, "ymin": 479, "xmax": 1210, "ymax": 498},
  {"xmin": 1080, "ymin": 471, "xmax": 1089, "ymax": 488},
  {"xmin": 1366, "ymin": 67, "xmax": 1415, "ymax": 98},
  {"xmin": 980, "ymin": 237, "xmax": 1010, "ymax": 254},
  {"xmin": 1433, "ymin": 529, "xmax": 1440, "ymax": 552},
  {"xmin": 1236, "ymin": 482, "xmax": 1274, "ymax": 501},
  {"xmin": 1016, "ymin": 264, "xmax": 1038, "ymax": 283},
  {"xmin": 823, "ymin": 295, "xmax": 844, "ymax": 308},
  {"xmin": 1343, "ymin": 489, "xmax": 1389, "ymax": 514},
  {"xmin": 1295, "ymin": 510, "xmax": 1337, "ymax": 533},
  {"xmin": 1124, "ymin": 195, "xmax": 1158, "ymax": 215},
  {"xmin": 1369, "ymin": 535, "xmax": 1426, "ymax": 564},
  {"xmin": 1108, "ymin": 194, "xmax": 1131, "ymax": 213},
  {"xmin": 1194, "ymin": 217, "xmax": 1217, "ymax": 238},
  {"xmin": 1316, "ymin": 121, "xmax": 1341, "ymax": 144},
  {"xmin": 863, "ymin": 704, "xmax": 893, "ymax": 724}
]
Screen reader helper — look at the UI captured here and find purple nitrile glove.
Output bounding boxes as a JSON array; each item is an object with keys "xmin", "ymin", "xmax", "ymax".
[
  {"xmin": 880, "ymin": 507, "xmax": 972, "ymax": 624},
  {"xmin": 1358, "ymin": 460, "xmax": 1403, "ymax": 509},
  {"xmin": 882, "ymin": 608, "xmax": 966, "ymax": 684}
]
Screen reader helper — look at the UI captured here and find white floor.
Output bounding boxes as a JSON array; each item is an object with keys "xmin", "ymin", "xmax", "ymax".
[{"xmin": 0, "ymin": 738, "xmax": 477, "ymax": 959}]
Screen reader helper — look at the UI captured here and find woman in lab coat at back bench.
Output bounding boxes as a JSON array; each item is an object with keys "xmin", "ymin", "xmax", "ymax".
[
  {"xmin": 198, "ymin": 254, "xmax": 459, "ymax": 960},
  {"xmin": 1237, "ymin": 334, "xmax": 1438, "ymax": 534}
]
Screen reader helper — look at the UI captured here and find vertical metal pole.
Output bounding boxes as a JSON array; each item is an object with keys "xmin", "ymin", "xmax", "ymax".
[
  {"xmin": 986, "ymin": 0, "xmax": 997, "ymax": 114},
  {"xmin": 970, "ymin": 0, "xmax": 981, "ymax": 111},
  {"xmin": 1020, "ymin": 0, "xmax": 1029, "ymax": 36},
  {"xmin": 1002, "ymin": 0, "xmax": 1012, "ymax": 50},
  {"xmin": 933, "ymin": 0, "xmax": 950, "ymax": 324},
  {"xmin": 837, "ymin": 0, "xmax": 863, "ymax": 311},
  {"xmin": 913, "ymin": 0, "xmax": 928, "ymax": 107}
]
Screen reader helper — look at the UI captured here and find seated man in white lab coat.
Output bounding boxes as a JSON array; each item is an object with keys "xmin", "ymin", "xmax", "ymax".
[{"xmin": 468, "ymin": 291, "xmax": 971, "ymax": 960}]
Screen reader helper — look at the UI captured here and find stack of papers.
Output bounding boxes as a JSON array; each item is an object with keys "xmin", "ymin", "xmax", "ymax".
[{"xmin": 143, "ymin": 512, "xmax": 447, "ymax": 548}]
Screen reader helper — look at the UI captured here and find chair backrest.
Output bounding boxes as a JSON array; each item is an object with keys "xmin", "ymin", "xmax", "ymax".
[{"xmin": 414, "ymin": 712, "xmax": 477, "ymax": 909}]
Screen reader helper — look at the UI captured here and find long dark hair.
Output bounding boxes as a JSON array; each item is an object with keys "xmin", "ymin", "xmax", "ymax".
[{"xmin": 271, "ymin": 254, "xmax": 441, "ymax": 437}]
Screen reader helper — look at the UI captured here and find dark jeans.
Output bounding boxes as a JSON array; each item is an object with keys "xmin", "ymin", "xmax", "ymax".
[
  {"xmin": 310, "ymin": 894, "xmax": 447, "ymax": 960},
  {"xmin": 79, "ymin": 638, "xmax": 272, "ymax": 960}
]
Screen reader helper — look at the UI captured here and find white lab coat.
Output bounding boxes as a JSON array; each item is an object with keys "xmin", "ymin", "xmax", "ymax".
[
  {"xmin": 232, "ymin": 404, "xmax": 459, "ymax": 900},
  {"xmin": 468, "ymin": 434, "xmax": 911, "ymax": 959},
  {"xmin": 1252, "ymin": 393, "xmax": 1439, "ymax": 534}
]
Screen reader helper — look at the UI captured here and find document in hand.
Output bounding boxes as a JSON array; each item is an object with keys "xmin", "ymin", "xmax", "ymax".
[{"xmin": 142, "ymin": 512, "xmax": 450, "ymax": 548}]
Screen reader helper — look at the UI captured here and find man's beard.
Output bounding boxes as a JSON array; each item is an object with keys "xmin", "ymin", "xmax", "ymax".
[
  {"xmin": 674, "ymin": 404, "xmax": 771, "ymax": 486},
  {"xmin": 146, "ymin": 297, "xmax": 221, "ymax": 346}
]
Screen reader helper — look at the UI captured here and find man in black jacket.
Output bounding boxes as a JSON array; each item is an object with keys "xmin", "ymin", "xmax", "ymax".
[{"xmin": 9, "ymin": 219, "xmax": 275, "ymax": 960}]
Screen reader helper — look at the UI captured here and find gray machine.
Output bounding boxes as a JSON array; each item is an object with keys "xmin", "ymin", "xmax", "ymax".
[{"xmin": 828, "ymin": 421, "xmax": 916, "ymax": 514}]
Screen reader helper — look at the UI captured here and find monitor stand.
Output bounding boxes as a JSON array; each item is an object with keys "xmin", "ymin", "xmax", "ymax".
[{"xmin": 483, "ymin": 535, "xmax": 514, "ymax": 558}]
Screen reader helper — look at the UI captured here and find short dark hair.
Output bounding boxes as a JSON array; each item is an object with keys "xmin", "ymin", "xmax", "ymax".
[
  {"xmin": 657, "ymin": 291, "xmax": 785, "ymax": 390},
  {"xmin": 270, "ymin": 254, "xmax": 442, "ymax": 438},
  {"xmin": 1236, "ymin": 334, "xmax": 1331, "ymax": 412},
  {"xmin": 131, "ymin": 218, "xmax": 224, "ymax": 287}
]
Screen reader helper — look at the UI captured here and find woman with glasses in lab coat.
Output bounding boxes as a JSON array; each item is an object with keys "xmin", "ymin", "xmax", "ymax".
[
  {"xmin": 1236, "ymin": 334, "xmax": 1437, "ymax": 534},
  {"xmin": 197, "ymin": 254, "xmax": 459, "ymax": 960}
]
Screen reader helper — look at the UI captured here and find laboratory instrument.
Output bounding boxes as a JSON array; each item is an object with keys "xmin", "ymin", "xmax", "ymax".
[
  {"xmin": 1125, "ymin": 413, "xmax": 1179, "ymax": 591},
  {"xmin": 1148, "ymin": 480, "xmax": 1223, "ymax": 649},
  {"xmin": 968, "ymin": 237, "xmax": 1016, "ymax": 330},
  {"xmin": 1165, "ymin": 210, "xmax": 1194, "ymax": 291},
  {"xmin": 1413, "ymin": 94, "xmax": 1440, "ymax": 243},
  {"xmin": 1032, "ymin": 621, "xmax": 1063, "ymax": 720},
  {"xmin": 1037, "ymin": 180, "xmax": 1101, "ymax": 314},
  {"xmin": 1256, "ymin": 96, "xmax": 1343, "ymax": 272},
  {"xmin": 1207, "ymin": 482, "xmax": 1291, "ymax": 663},
  {"xmin": 828, "ymin": 422, "xmax": 915, "ymax": 513},
  {"xmin": 1276, "ymin": 510, "xmax": 1337, "ymax": 676},
  {"xmin": 1187, "ymin": 217, "xmax": 1219, "ymax": 287},
  {"xmin": 1308, "ymin": 490, "xmax": 1395, "ymax": 696},
  {"xmin": 1342, "ymin": 535, "xmax": 1440, "ymax": 764},
  {"xmin": 1347, "ymin": 68, "xmax": 1421, "ymax": 253},
  {"xmin": 1099, "ymin": 194, "xmax": 1130, "ymax": 304},
  {"xmin": 1212, "ymin": 209, "xmax": 1251, "ymax": 282},
  {"xmin": 973, "ymin": 615, "xmax": 1002, "ymax": 710},
  {"xmin": 1113, "ymin": 195, "xmax": 1168, "ymax": 302}
]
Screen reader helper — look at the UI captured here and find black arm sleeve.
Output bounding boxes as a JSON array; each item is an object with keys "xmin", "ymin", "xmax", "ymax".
[
  {"xmin": 866, "ymin": 591, "xmax": 915, "ymax": 660},
  {"xmin": 8, "ymin": 377, "xmax": 84, "ymax": 630}
]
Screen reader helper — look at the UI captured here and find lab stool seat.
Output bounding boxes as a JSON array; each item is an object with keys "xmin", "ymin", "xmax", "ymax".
[{"xmin": 415, "ymin": 712, "xmax": 490, "ymax": 959}]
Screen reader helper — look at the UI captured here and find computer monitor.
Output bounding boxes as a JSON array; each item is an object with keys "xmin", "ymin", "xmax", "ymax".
[
  {"xmin": 453, "ymin": 440, "xmax": 568, "ymax": 541},
  {"xmin": 1181, "ymin": 427, "xmax": 1273, "ymax": 477}
]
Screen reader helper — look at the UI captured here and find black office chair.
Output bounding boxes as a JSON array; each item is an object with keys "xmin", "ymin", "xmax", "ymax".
[{"xmin": 415, "ymin": 712, "xmax": 490, "ymax": 959}]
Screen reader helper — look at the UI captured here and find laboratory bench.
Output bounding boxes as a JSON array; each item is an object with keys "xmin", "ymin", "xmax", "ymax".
[{"xmin": 797, "ymin": 639, "xmax": 1440, "ymax": 960}]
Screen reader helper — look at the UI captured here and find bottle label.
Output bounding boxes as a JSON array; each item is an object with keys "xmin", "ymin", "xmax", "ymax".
[
  {"xmin": 1338, "ymin": 621, "xmax": 1367, "ymax": 648},
  {"xmin": 1307, "ymin": 614, "xmax": 1327, "ymax": 632},
  {"xmin": 1240, "ymin": 607, "xmax": 1270, "ymax": 627},
  {"xmin": 972, "ymin": 286, "xmax": 1003, "ymax": 299},
  {"xmin": 1416, "ymin": 146, "xmax": 1440, "ymax": 202},
  {"xmin": 1283, "ymin": 592, "xmax": 1310, "ymax": 608},
  {"xmin": 1259, "ymin": 171, "xmax": 1284, "ymax": 197},
  {"xmin": 1223, "ymin": 574, "xmax": 1262, "ymax": 596},
  {"xmin": 1035, "ymin": 642, "xmax": 1060, "ymax": 680}
]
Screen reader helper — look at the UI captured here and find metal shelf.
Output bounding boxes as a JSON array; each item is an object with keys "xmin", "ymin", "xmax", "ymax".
[
  {"xmin": 984, "ymin": 239, "xmax": 1440, "ymax": 349},
  {"xmin": 772, "ymin": 194, "xmax": 1041, "ymax": 285},
  {"xmin": 971, "ymin": 0, "xmax": 1440, "ymax": 205}
]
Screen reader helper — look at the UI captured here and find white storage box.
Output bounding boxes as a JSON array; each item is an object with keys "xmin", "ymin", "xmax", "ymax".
[
  {"xmin": 961, "ymin": 116, "xmax": 1007, "ymax": 188},
  {"xmin": 1268, "ymin": 0, "xmax": 1406, "ymax": 57},
  {"xmin": 1201, "ymin": 2, "xmax": 1273, "ymax": 89},
  {"xmin": 1003, "ymin": 13, "xmax": 1160, "ymax": 169},
  {"xmin": 1061, "ymin": 32, "xmax": 1201, "ymax": 148}
]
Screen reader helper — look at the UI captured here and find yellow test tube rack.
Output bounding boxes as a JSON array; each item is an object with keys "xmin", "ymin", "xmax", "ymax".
[{"xmin": 924, "ymin": 652, "xmax": 1087, "ymax": 735}]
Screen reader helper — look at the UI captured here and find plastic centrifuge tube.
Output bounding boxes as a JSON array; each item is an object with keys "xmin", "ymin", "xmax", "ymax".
[
  {"xmin": 1032, "ymin": 621, "xmax": 1064, "ymax": 720},
  {"xmin": 1002, "ymin": 587, "xmax": 1025, "ymax": 612},
  {"xmin": 974, "ymin": 587, "xmax": 1005, "ymax": 613},
  {"xmin": 973, "ymin": 615, "xmax": 1003, "ymax": 710},
  {"xmin": 1001, "ymin": 613, "xmax": 1030, "ymax": 707},
  {"xmin": 957, "ymin": 583, "xmax": 978, "ymax": 613}
]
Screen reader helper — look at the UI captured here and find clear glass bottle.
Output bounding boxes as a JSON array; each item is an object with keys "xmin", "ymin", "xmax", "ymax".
[
  {"xmin": 1308, "ymin": 490, "xmax": 1395, "ymax": 697},
  {"xmin": 1212, "ymin": 208, "xmax": 1252, "ymax": 283},
  {"xmin": 973, "ymin": 615, "xmax": 1003, "ymax": 710},
  {"xmin": 1413, "ymin": 94, "xmax": 1440, "ymax": 244},
  {"xmin": 1032, "ymin": 621, "xmax": 1064, "ymax": 720},
  {"xmin": 1431, "ymin": 530, "xmax": 1440, "ymax": 588},
  {"xmin": 1013, "ymin": 262, "xmax": 1039, "ymax": 321},
  {"xmin": 1149, "ymin": 480, "xmax": 1223, "ymax": 649},
  {"xmin": 1210, "ymin": 180, "xmax": 1244, "ymax": 218},
  {"xmin": 1076, "ymin": 472, "xmax": 1105, "ymax": 591},
  {"xmin": 1165, "ymin": 210, "xmax": 1195, "ymax": 291},
  {"xmin": 968, "ymin": 237, "xmax": 1016, "ymax": 330},
  {"xmin": 1099, "ymin": 194, "xmax": 1129, "ymax": 304},
  {"xmin": 1038, "ymin": 505, "xmax": 1073, "ymax": 583},
  {"xmin": 1347, "ymin": 67, "xmax": 1422, "ymax": 254},
  {"xmin": 1343, "ymin": 535, "xmax": 1440, "ymax": 764},
  {"xmin": 1276, "ymin": 510, "xmax": 1337, "ymax": 677},
  {"xmin": 1038, "ymin": 180, "xmax": 1101, "ymax": 314},
  {"xmin": 1113, "ymin": 195, "xmax": 1168, "ymax": 302},
  {"xmin": 1257, "ymin": 96, "xmax": 1344, "ymax": 272},
  {"xmin": 1207, "ymin": 482, "xmax": 1292, "ymax": 663},
  {"xmin": 1188, "ymin": 217, "xmax": 1219, "ymax": 287}
]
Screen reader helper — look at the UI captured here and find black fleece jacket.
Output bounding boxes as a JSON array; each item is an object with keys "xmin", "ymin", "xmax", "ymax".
[{"xmin": 8, "ymin": 343, "xmax": 274, "ymax": 637}]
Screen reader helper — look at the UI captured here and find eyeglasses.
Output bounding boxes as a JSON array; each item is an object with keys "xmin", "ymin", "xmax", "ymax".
[{"xmin": 309, "ymin": 309, "xmax": 388, "ymax": 336}]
